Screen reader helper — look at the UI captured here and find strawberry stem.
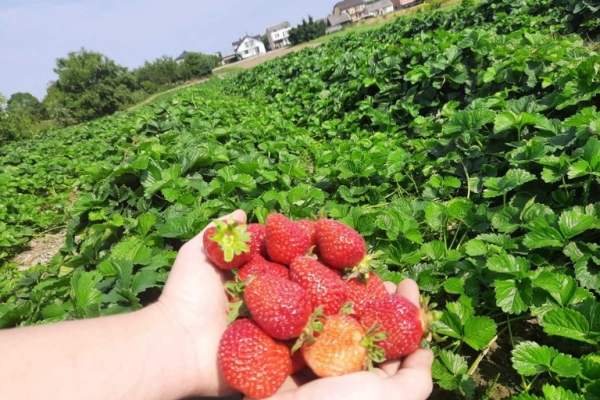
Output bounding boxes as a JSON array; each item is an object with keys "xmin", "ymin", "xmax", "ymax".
[
  {"xmin": 291, "ymin": 307, "xmax": 325, "ymax": 354},
  {"xmin": 362, "ymin": 323, "xmax": 389, "ymax": 370}
]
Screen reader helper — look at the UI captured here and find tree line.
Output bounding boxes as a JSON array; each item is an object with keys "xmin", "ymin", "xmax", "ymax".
[{"xmin": 1, "ymin": 48, "xmax": 221, "ymax": 145}]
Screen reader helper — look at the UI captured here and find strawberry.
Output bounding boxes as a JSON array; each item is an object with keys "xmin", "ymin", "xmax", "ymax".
[
  {"xmin": 266, "ymin": 213, "xmax": 311, "ymax": 265},
  {"xmin": 315, "ymin": 218, "xmax": 366, "ymax": 269},
  {"xmin": 345, "ymin": 272, "xmax": 388, "ymax": 317},
  {"xmin": 237, "ymin": 254, "xmax": 289, "ymax": 282},
  {"xmin": 218, "ymin": 319, "xmax": 292, "ymax": 399},
  {"xmin": 247, "ymin": 223, "xmax": 268, "ymax": 258},
  {"xmin": 291, "ymin": 348, "xmax": 307, "ymax": 374},
  {"xmin": 290, "ymin": 256, "xmax": 349, "ymax": 315},
  {"xmin": 301, "ymin": 314, "xmax": 368, "ymax": 377},
  {"xmin": 296, "ymin": 219, "xmax": 317, "ymax": 248},
  {"xmin": 360, "ymin": 294, "xmax": 429, "ymax": 359},
  {"xmin": 203, "ymin": 217, "xmax": 252, "ymax": 270},
  {"xmin": 245, "ymin": 275, "xmax": 312, "ymax": 340}
]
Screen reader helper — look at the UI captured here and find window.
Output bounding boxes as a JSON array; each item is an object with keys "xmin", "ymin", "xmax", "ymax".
[
  {"xmin": 245, "ymin": 42, "xmax": 250, "ymax": 48},
  {"xmin": 243, "ymin": 50, "xmax": 249, "ymax": 55},
  {"xmin": 275, "ymin": 32, "xmax": 279, "ymax": 38}
]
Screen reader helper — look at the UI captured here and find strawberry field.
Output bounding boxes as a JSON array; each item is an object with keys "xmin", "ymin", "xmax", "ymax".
[{"xmin": 1, "ymin": 0, "xmax": 600, "ymax": 398}]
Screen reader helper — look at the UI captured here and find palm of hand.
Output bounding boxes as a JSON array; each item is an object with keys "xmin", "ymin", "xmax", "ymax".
[{"xmin": 158, "ymin": 210, "xmax": 248, "ymax": 397}]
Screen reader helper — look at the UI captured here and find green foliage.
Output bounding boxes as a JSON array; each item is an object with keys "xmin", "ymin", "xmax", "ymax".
[
  {"xmin": 45, "ymin": 48, "xmax": 137, "ymax": 126},
  {"xmin": 1, "ymin": 0, "xmax": 600, "ymax": 398},
  {"xmin": 177, "ymin": 52, "xmax": 221, "ymax": 81},
  {"xmin": 289, "ymin": 15, "xmax": 327, "ymax": 45},
  {"xmin": 0, "ymin": 93, "xmax": 37, "ymax": 145},
  {"xmin": 8, "ymin": 92, "xmax": 47, "ymax": 121}
]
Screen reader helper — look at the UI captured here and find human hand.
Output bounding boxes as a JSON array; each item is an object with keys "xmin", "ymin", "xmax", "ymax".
[
  {"xmin": 249, "ymin": 279, "xmax": 434, "ymax": 400},
  {"xmin": 154, "ymin": 209, "xmax": 248, "ymax": 398}
]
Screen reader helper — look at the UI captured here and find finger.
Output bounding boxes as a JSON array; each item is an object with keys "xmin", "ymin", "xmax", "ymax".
[
  {"xmin": 396, "ymin": 278, "xmax": 420, "ymax": 308},
  {"xmin": 379, "ymin": 358, "xmax": 401, "ymax": 377},
  {"xmin": 383, "ymin": 281, "xmax": 396, "ymax": 294},
  {"xmin": 384, "ymin": 349, "xmax": 434, "ymax": 400}
]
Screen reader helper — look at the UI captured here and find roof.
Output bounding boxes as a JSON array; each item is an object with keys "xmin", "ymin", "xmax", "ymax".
[
  {"xmin": 232, "ymin": 35, "xmax": 262, "ymax": 47},
  {"xmin": 334, "ymin": 0, "xmax": 365, "ymax": 11},
  {"xmin": 266, "ymin": 21, "xmax": 291, "ymax": 32},
  {"xmin": 327, "ymin": 13, "xmax": 352, "ymax": 26},
  {"xmin": 175, "ymin": 51, "xmax": 188, "ymax": 61},
  {"xmin": 364, "ymin": 0, "xmax": 393, "ymax": 12}
]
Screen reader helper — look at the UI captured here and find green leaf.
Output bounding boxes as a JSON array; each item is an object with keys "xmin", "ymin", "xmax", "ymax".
[
  {"xmin": 542, "ymin": 384, "xmax": 584, "ymax": 400},
  {"xmin": 495, "ymin": 279, "xmax": 532, "ymax": 314},
  {"xmin": 512, "ymin": 341, "xmax": 581, "ymax": 378},
  {"xmin": 522, "ymin": 227, "xmax": 565, "ymax": 249},
  {"xmin": 424, "ymin": 201, "xmax": 446, "ymax": 231},
  {"xmin": 543, "ymin": 307, "xmax": 596, "ymax": 343},
  {"xmin": 486, "ymin": 252, "xmax": 530, "ymax": 278},
  {"xmin": 464, "ymin": 239, "xmax": 488, "ymax": 256},
  {"xmin": 559, "ymin": 210, "xmax": 596, "ymax": 240},
  {"xmin": 70, "ymin": 270, "xmax": 102, "ymax": 310},
  {"xmin": 463, "ymin": 316, "xmax": 497, "ymax": 351},
  {"xmin": 131, "ymin": 271, "xmax": 158, "ymax": 295},
  {"xmin": 439, "ymin": 349, "xmax": 468, "ymax": 375},
  {"xmin": 483, "ymin": 169, "xmax": 536, "ymax": 198},
  {"xmin": 581, "ymin": 353, "xmax": 600, "ymax": 380}
]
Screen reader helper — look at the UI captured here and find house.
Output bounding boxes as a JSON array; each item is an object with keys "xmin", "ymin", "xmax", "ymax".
[
  {"xmin": 364, "ymin": 0, "xmax": 394, "ymax": 18},
  {"xmin": 333, "ymin": 0, "xmax": 366, "ymax": 22},
  {"xmin": 326, "ymin": 13, "xmax": 353, "ymax": 34},
  {"xmin": 232, "ymin": 35, "xmax": 266, "ymax": 60},
  {"xmin": 391, "ymin": 0, "xmax": 422, "ymax": 9},
  {"xmin": 266, "ymin": 21, "xmax": 292, "ymax": 50},
  {"xmin": 175, "ymin": 51, "xmax": 188, "ymax": 64}
]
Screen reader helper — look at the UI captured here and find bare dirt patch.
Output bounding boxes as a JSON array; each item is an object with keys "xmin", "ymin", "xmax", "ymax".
[
  {"xmin": 13, "ymin": 231, "xmax": 66, "ymax": 271},
  {"xmin": 215, "ymin": 43, "xmax": 322, "ymax": 70}
]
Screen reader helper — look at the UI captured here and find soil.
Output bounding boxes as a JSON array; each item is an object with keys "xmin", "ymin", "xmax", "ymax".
[
  {"xmin": 12, "ymin": 231, "xmax": 66, "ymax": 270},
  {"xmin": 214, "ymin": 43, "xmax": 321, "ymax": 71}
]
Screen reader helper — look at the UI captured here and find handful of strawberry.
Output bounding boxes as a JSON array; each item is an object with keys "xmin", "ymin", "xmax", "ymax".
[{"xmin": 203, "ymin": 213, "xmax": 435, "ymax": 399}]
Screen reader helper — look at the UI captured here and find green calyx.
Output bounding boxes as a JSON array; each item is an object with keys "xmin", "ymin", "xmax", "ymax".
[
  {"xmin": 291, "ymin": 307, "xmax": 325, "ymax": 354},
  {"xmin": 362, "ymin": 324, "xmax": 389, "ymax": 371},
  {"xmin": 345, "ymin": 251, "xmax": 385, "ymax": 283},
  {"xmin": 209, "ymin": 217, "xmax": 251, "ymax": 262},
  {"xmin": 225, "ymin": 274, "xmax": 254, "ymax": 324},
  {"xmin": 420, "ymin": 295, "xmax": 443, "ymax": 334}
]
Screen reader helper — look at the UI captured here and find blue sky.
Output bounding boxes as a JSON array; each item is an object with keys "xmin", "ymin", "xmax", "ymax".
[{"xmin": 0, "ymin": 0, "xmax": 333, "ymax": 99}]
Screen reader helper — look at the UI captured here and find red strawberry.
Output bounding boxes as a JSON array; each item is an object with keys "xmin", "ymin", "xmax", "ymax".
[
  {"xmin": 290, "ymin": 256, "xmax": 349, "ymax": 315},
  {"xmin": 315, "ymin": 219, "xmax": 366, "ymax": 269},
  {"xmin": 245, "ymin": 275, "xmax": 312, "ymax": 340},
  {"xmin": 218, "ymin": 319, "xmax": 292, "ymax": 399},
  {"xmin": 360, "ymin": 294, "xmax": 428, "ymax": 359},
  {"xmin": 247, "ymin": 223, "xmax": 268, "ymax": 258},
  {"xmin": 203, "ymin": 217, "xmax": 252, "ymax": 270},
  {"xmin": 345, "ymin": 272, "xmax": 388, "ymax": 317},
  {"xmin": 296, "ymin": 219, "xmax": 317, "ymax": 248},
  {"xmin": 291, "ymin": 348, "xmax": 307, "ymax": 374},
  {"xmin": 301, "ymin": 314, "xmax": 368, "ymax": 377},
  {"xmin": 266, "ymin": 213, "xmax": 311, "ymax": 265},
  {"xmin": 237, "ymin": 254, "xmax": 289, "ymax": 282}
]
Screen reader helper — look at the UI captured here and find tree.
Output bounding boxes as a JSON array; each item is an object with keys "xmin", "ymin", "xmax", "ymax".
[
  {"xmin": 8, "ymin": 92, "xmax": 47, "ymax": 121},
  {"xmin": 177, "ymin": 52, "xmax": 221, "ymax": 81},
  {"xmin": 133, "ymin": 56, "xmax": 180, "ymax": 87},
  {"xmin": 47, "ymin": 48, "xmax": 137, "ymax": 125},
  {"xmin": 289, "ymin": 16, "xmax": 327, "ymax": 45},
  {"xmin": 0, "ymin": 93, "xmax": 35, "ymax": 145},
  {"xmin": 261, "ymin": 34, "xmax": 271, "ymax": 52}
]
